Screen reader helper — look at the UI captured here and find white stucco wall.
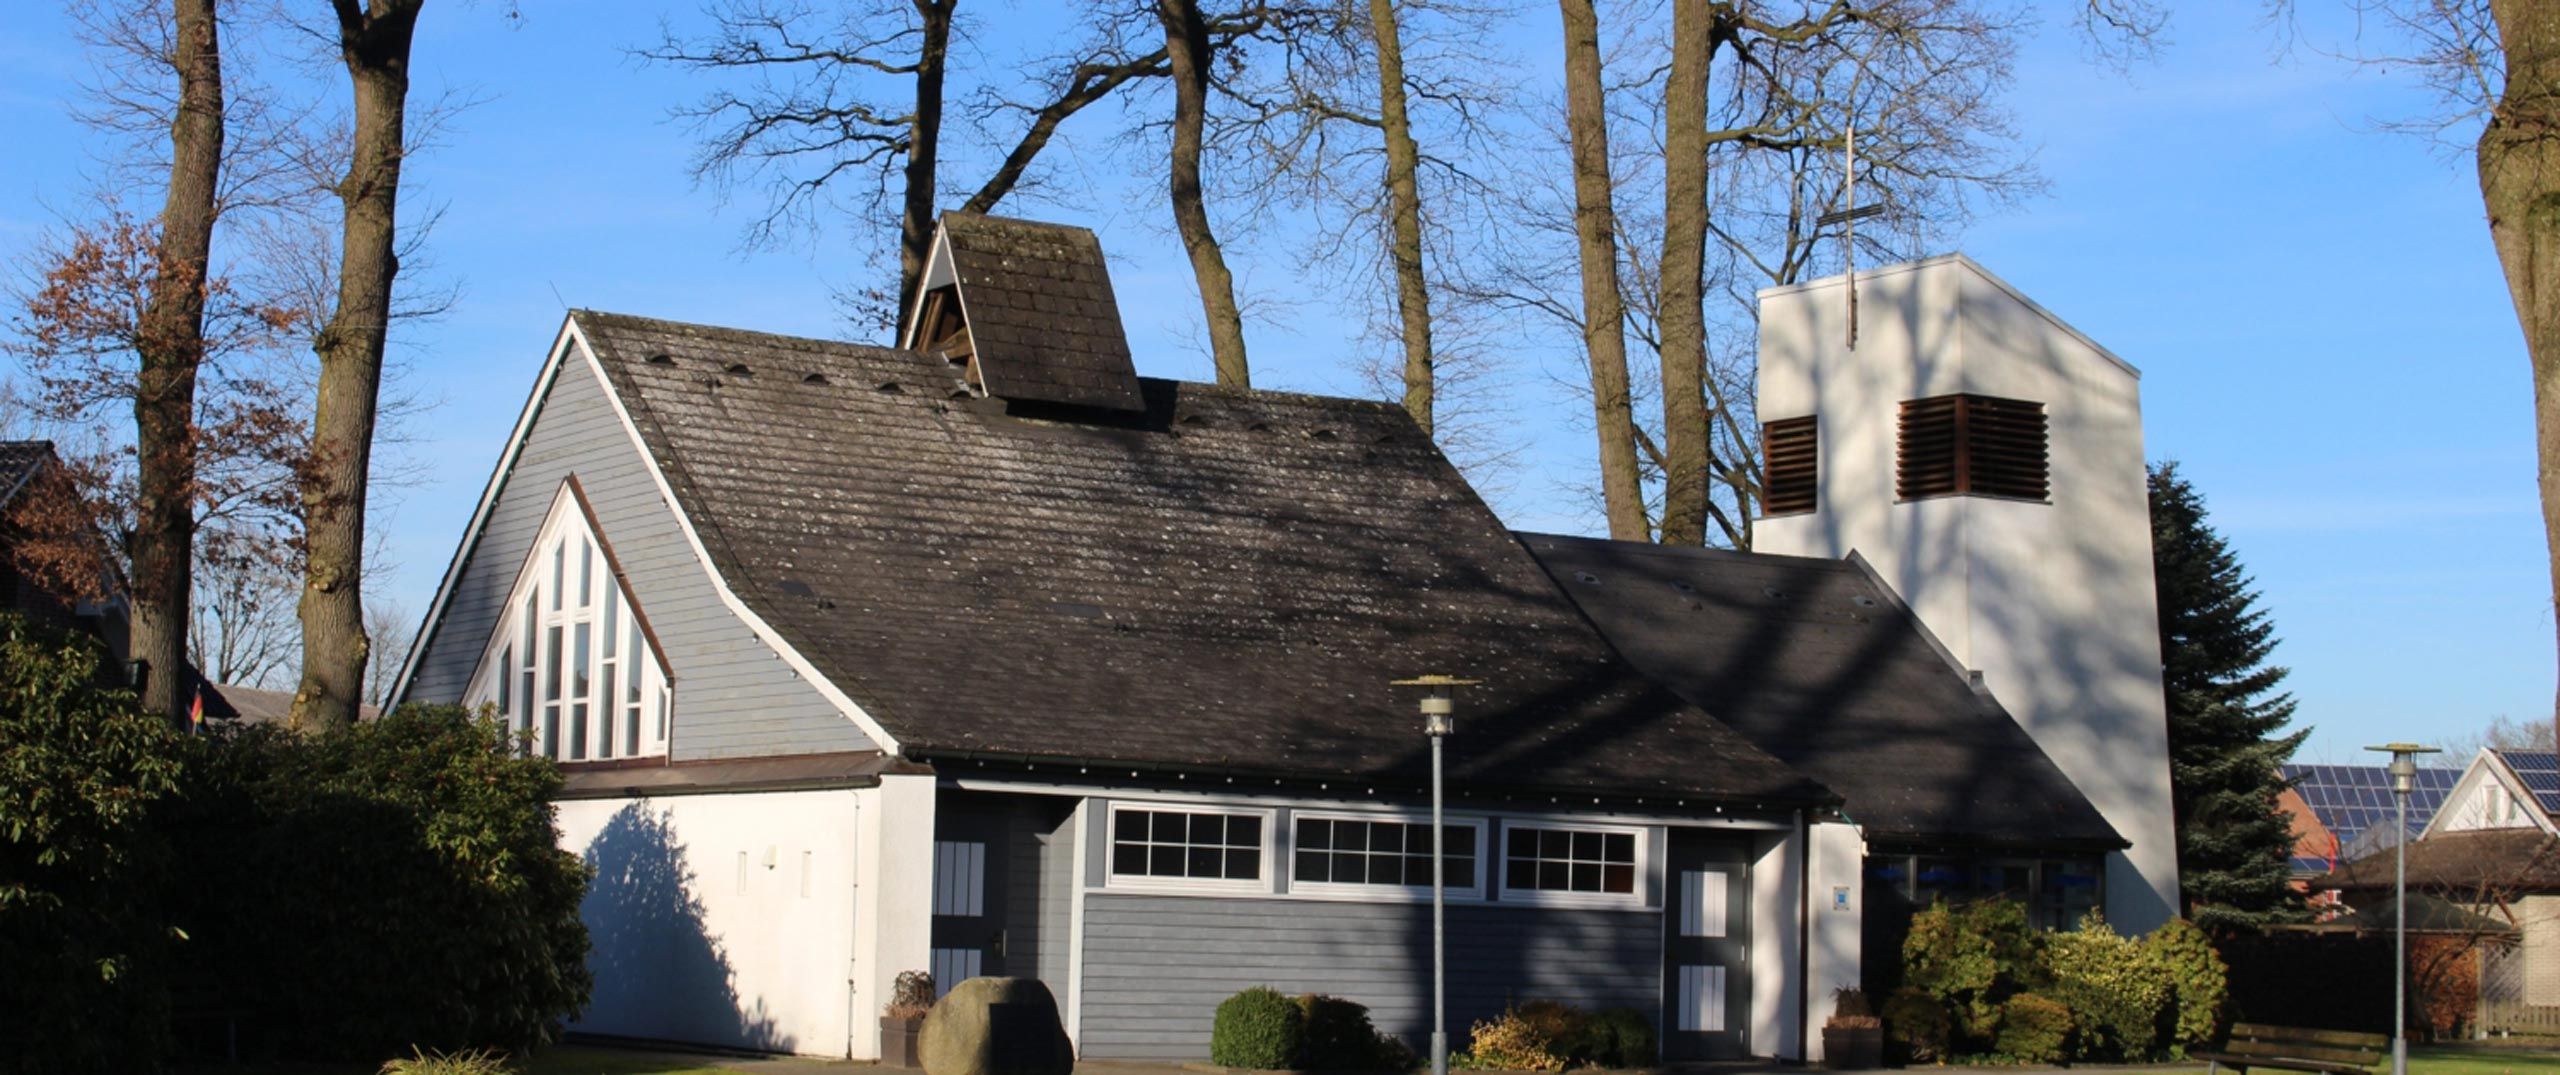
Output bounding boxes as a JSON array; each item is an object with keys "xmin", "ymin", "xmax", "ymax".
[
  {"xmin": 555, "ymin": 789, "xmax": 863, "ymax": 1056},
  {"xmin": 1750, "ymin": 829, "xmax": 1803, "ymax": 1060},
  {"xmin": 851, "ymin": 772, "xmax": 938, "ymax": 1059},
  {"xmin": 1803, "ymin": 821, "xmax": 1866, "ymax": 1062},
  {"xmin": 1754, "ymin": 255, "xmax": 2181, "ymax": 932}
]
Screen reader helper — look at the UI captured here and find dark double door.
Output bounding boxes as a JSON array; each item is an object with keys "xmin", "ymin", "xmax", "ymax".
[{"xmin": 1661, "ymin": 829, "xmax": 1751, "ymax": 1060}]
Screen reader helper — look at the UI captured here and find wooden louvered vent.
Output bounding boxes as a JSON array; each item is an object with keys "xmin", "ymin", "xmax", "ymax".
[
  {"xmin": 1896, "ymin": 394, "xmax": 2049, "ymax": 501},
  {"xmin": 1761, "ymin": 416, "xmax": 1818, "ymax": 516}
]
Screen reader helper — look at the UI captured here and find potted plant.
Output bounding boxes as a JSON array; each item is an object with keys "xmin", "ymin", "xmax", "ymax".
[
  {"xmin": 1822, "ymin": 988, "xmax": 1884, "ymax": 1070},
  {"xmin": 881, "ymin": 969, "xmax": 934, "ymax": 1067}
]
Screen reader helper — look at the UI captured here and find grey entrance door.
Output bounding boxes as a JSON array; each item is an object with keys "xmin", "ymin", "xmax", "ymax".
[
  {"xmin": 1660, "ymin": 829, "xmax": 1750, "ymax": 1060},
  {"xmin": 929, "ymin": 812, "xmax": 1010, "ymax": 994}
]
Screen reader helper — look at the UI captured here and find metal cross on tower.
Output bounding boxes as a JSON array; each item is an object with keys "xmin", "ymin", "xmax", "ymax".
[{"xmin": 1814, "ymin": 120, "xmax": 1884, "ymax": 351}]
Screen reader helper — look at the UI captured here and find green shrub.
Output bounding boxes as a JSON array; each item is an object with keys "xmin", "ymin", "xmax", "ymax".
[
  {"xmin": 1881, "ymin": 986, "xmax": 1952, "ymax": 1063},
  {"xmin": 167, "ymin": 706, "xmax": 592, "ymax": 1059},
  {"xmin": 1588, "ymin": 1007, "xmax": 1657, "ymax": 1067},
  {"xmin": 1213, "ymin": 987, "xmax": 1306, "ymax": 1068},
  {"xmin": 1455, "ymin": 1006, "xmax": 1565, "ymax": 1071},
  {"xmin": 1992, "ymin": 993, "xmax": 2072, "ymax": 1064},
  {"xmin": 1297, "ymin": 994, "xmax": 1411, "ymax": 1071},
  {"xmin": 0, "ymin": 613, "xmax": 184, "ymax": 1074},
  {"xmin": 2040, "ymin": 912, "xmax": 2169, "ymax": 1061},
  {"xmin": 1513, "ymin": 1000, "xmax": 1596, "ymax": 1064},
  {"xmin": 379, "ymin": 1047, "xmax": 513, "ymax": 1074},
  {"xmin": 1903, "ymin": 897, "xmax": 2039, "ymax": 1040},
  {"xmin": 2145, "ymin": 917, "xmax": 2229, "ymax": 1055}
]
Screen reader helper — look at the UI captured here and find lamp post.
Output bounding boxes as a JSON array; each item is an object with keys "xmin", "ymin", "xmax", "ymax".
[
  {"xmin": 1396, "ymin": 675, "xmax": 1478, "ymax": 1075},
  {"xmin": 2365, "ymin": 742, "xmax": 2440, "ymax": 1075}
]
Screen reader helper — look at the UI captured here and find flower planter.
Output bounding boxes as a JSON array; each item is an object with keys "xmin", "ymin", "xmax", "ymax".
[
  {"xmin": 1822, "ymin": 1025, "xmax": 1883, "ymax": 1070},
  {"xmin": 882, "ymin": 1014, "xmax": 926, "ymax": 1068}
]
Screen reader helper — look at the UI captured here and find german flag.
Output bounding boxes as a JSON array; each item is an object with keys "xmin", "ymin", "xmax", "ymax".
[{"xmin": 188, "ymin": 686, "xmax": 204, "ymax": 733}]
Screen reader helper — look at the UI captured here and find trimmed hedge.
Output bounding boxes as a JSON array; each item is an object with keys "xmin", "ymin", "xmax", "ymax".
[
  {"xmin": 1214, "ymin": 987, "xmax": 1307, "ymax": 1069},
  {"xmin": 167, "ymin": 708, "xmax": 593, "ymax": 1059}
]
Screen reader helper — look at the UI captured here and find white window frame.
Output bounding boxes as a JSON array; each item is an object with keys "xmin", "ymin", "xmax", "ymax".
[
  {"xmin": 1288, "ymin": 811, "xmax": 1487, "ymax": 901},
  {"xmin": 1101, "ymin": 802, "xmax": 1277, "ymax": 895},
  {"xmin": 462, "ymin": 480, "xmax": 673, "ymax": 763},
  {"xmin": 1495, "ymin": 819, "xmax": 1652, "ymax": 908}
]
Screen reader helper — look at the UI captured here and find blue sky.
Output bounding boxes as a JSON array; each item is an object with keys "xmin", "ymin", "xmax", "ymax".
[{"xmin": 0, "ymin": 1, "xmax": 2538, "ymax": 763}]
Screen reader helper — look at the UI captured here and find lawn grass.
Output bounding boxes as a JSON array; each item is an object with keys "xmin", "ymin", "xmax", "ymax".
[
  {"xmin": 180, "ymin": 1043, "xmax": 831, "ymax": 1075},
  {"xmin": 2410, "ymin": 1045, "xmax": 2560, "ymax": 1075}
]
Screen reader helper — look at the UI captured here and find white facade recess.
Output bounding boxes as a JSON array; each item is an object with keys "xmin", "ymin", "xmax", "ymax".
[{"xmin": 464, "ymin": 479, "xmax": 672, "ymax": 761}]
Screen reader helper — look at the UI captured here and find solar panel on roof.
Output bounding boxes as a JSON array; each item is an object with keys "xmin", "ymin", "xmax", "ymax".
[{"xmin": 2281, "ymin": 761, "xmax": 2464, "ymax": 866}]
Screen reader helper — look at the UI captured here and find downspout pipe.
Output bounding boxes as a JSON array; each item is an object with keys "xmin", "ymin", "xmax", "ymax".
[{"xmin": 1797, "ymin": 808, "xmax": 1813, "ymax": 1063}]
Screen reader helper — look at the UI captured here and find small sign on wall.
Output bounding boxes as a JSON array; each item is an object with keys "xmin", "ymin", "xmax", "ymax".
[{"xmin": 1832, "ymin": 885, "xmax": 1853, "ymax": 911}]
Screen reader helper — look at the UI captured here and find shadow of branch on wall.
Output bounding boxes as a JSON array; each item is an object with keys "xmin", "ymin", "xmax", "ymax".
[{"xmin": 581, "ymin": 803, "xmax": 793, "ymax": 1053}]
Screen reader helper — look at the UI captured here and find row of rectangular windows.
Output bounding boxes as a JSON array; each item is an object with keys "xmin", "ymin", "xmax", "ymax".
[{"xmin": 1107, "ymin": 808, "xmax": 1636, "ymax": 897}]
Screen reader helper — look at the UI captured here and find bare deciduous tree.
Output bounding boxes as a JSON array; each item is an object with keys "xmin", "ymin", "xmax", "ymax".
[
  {"xmin": 1559, "ymin": 0, "xmax": 1647, "ymax": 540},
  {"xmin": 643, "ymin": 0, "xmax": 1191, "ymax": 332},
  {"xmin": 292, "ymin": 0, "xmax": 427, "ymax": 731}
]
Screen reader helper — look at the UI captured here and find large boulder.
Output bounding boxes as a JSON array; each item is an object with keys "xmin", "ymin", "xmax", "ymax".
[{"xmin": 920, "ymin": 976, "xmax": 1075, "ymax": 1075}]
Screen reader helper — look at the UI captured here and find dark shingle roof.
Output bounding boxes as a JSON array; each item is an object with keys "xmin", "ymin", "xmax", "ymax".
[
  {"xmin": 199, "ymin": 682, "xmax": 378, "ymax": 724},
  {"xmin": 0, "ymin": 441, "xmax": 55, "ymax": 507},
  {"xmin": 1519, "ymin": 534, "xmax": 2123, "ymax": 850},
  {"xmin": 940, "ymin": 214, "xmax": 1145, "ymax": 412},
  {"xmin": 572, "ymin": 310, "xmax": 1829, "ymax": 807}
]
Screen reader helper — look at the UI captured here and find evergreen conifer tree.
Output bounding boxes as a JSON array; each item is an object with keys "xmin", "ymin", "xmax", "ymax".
[{"xmin": 2150, "ymin": 460, "xmax": 2309, "ymax": 932}]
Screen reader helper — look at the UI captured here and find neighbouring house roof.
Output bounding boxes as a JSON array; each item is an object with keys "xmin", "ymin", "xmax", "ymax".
[
  {"xmin": 200, "ymin": 682, "xmax": 380, "ymax": 724},
  {"xmin": 2323, "ymin": 828, "xmax": 2560, "ymax": 894},
  {"xmin": 567, "ymin": 310, "xmax": 1832, "ymax": 808},
  {"xmin": 2492, "ymin": 749, "xmax": 2560, "ymax": 816},
  {"xmin": 1519, "ymin": 534, "xmax": 2123, "ymax": 851},
  {"xmin": 0, "ymin": 440, "xmax": 53, "ymax": 508},
  {"xmin": 2282, "ymin": 762, "xmax": 2461, "ymax": 871}
]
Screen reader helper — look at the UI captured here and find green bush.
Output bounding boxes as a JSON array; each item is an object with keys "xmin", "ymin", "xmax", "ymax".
[
  {"xmin": 1881, "ymin": 986, "xmax": 1952, "ymax": 1063},
  {"xmin": 2040, "ymin": 912, "xmax": 2169, "ymax": 1061},
  {"xmin": 1298, "ymin": 994, "xmax": 1411, "ymax": 1071},
  {"xmin": 1455, "ymin": 1006, "xmax": 1565, "ymax": 1072},
  {"xmin": 167, "ymin": 706, "xmax": 592, "ymax": 1059},
  {"xmin": 1213, "ymin": 987, "xmax": 1306, "ymax": 1068},
  {"xmin": 1588, "ymin": 1007, "xmax": 1657, "ymax": 1067},
  {"xmin": 0, "ymin": 613, "xmax": 184, "ymax": 1074},
  {"xmin": 1903, "ymin": 897, "xmax": 2039, "ymax": 1039},
  {"xmin": 1992, "ymin": 993, "xmax": 2072, "ymax": 1064},
  {"xmin": 2145, "ymin": 917, "xmax": 2229, "ymax": 1055}
]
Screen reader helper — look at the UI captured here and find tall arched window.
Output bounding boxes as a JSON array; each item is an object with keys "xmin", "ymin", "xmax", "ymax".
[{"xmin": 465, "ymin": 480, "xmax": 671, "ymax": 761}]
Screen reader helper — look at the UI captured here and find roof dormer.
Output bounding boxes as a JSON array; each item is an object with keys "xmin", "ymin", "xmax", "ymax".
[{"xmin": 899, "ymin": 213, "xmax": 1145, "ymax": 413}]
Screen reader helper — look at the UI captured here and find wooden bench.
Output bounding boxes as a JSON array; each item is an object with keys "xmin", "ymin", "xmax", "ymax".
[{"xmin": 2193, "ymin": 1023, "xmax": 2388, "ymax": 1075}]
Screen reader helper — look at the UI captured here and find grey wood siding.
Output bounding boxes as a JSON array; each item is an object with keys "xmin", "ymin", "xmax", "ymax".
[
  {"xmin": 404, "ymin": 344, "xmax": 870, "ymax": 759},
  {"xmin": 1078, "ymin": 895, "xmax": 1661, "ymax": 1060}
]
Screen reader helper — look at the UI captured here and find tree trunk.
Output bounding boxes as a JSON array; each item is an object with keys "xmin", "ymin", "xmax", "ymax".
[
  {"xmin": 293, "ymin": 0, "xmax": 423, "ymax": 731},
  {"xmin": 895, "ymin": 0, "xmax": 953, "ymax": 337},
  {"xmin": 1370, "ymin": 0, "xmax": 1435, "ymax": 434},
  {"xmin": 1559, "ymin": 0, "xmax": 1647, "ymax": 539},
  {"xmin": 1157, "ymin": 0, "xmax": 1251, "ymax": 388},
  {"xmin": 130, "ymin": 0, "xmax": 226, "ymax": 722},
  {"xmin": 1655, "ymin": 0, "xmax": 1713, "ymax": 546},
  {"xmin": 2481, "ymin": 0, "xmax": 2560, "ymax": 729}
]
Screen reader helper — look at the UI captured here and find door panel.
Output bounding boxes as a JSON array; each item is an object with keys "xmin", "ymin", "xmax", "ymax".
[
  {"xmin": 1662, "ymin": 830, "xmax": 1750, "ymax": 1059},
  {"xmin": 930, "ymin": 812, "xmax": 1010, "ymax": 993}
]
